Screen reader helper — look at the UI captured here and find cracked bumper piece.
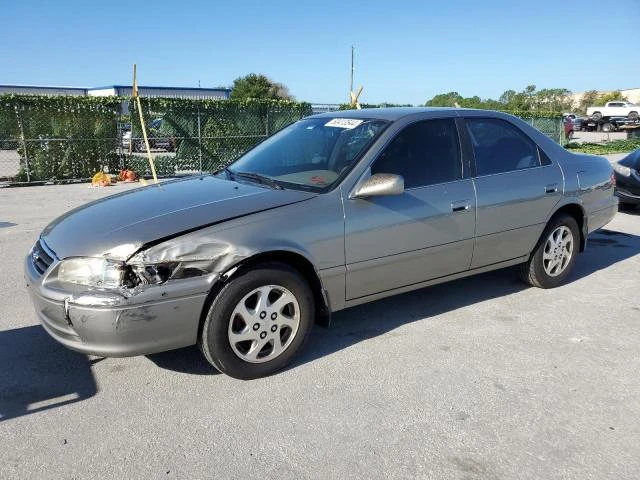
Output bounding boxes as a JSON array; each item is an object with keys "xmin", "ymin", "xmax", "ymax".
[{"xmin": 25, "ymin": 256, "xmax": 210, "ymax": 357}]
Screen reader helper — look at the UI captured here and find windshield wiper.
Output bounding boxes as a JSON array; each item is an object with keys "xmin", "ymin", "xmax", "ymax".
[
  {"xmin": 223, "ymin": 166, "xmax": 234, "ymax": 180},
  {"xmin": 232, "ymin": 171, "xmax": 284, "ymax": 190}
]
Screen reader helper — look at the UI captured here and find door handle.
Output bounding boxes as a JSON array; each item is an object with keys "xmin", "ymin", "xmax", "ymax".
[
  {"xmin": 545, "ymin": 183, "xmax": 558, "ymax": 194},
  {"xmin": 451, "ymin": 200, "xmax": 471, "ymax": 212}
]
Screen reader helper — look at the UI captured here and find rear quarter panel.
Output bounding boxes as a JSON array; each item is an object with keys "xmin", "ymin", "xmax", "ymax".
[{"xmin": 556, "ymin": 152, "xmax": 618, "ymax": 233}]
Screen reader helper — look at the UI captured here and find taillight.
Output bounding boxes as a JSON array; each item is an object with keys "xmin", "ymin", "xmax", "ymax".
[{"xmin": 611, "ymin": 172, "xmax": 616, "ymax": 187}]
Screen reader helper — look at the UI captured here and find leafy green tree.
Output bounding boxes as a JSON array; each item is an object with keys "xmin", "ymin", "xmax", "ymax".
[
  {"xmin": 425, "ymin": 92, "xmax": 463, "ymax": 107},
  {"xmin": 532, "ymin": 88, "xmax": 573, "ymax": 112},
  {"xmin": 427, "ymin": 85, "xmax": 575, "ymax": 113},
  {"xmin": 230, "ymin": 73, "xmax": 293, "ymax": 101},
  {"xmin": 596, "ymin": 90, "xmax": 627, "ymax": 105},
  {"xmin": 577, "ymin": 90, "xmax": 599, "ymax": 114}
]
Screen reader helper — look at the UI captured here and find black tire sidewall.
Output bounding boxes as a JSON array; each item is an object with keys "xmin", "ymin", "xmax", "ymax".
[
  {"xmin": 531, "ymin": 215, "xmax": 580, "ymax": 288},
  {"xmin": 201, "ymin": 264, "xmax": 315, "ymax": 379}
]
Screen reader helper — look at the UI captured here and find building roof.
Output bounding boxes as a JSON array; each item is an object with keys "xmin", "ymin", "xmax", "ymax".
[{"xmin": 88, "ymin": 85, "xmax": 231, "ymax": 92}]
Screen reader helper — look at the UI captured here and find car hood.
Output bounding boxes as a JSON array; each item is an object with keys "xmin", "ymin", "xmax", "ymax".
[{"xmin": 41, "ymin": 175, "xmax": 315, "ymax": 260}]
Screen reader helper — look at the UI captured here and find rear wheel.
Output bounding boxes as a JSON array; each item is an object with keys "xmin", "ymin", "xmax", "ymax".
[
  {"xmin": 592, "ymin": 112, "xmax": 602, "ymax": 121},
  {"xmin": 602, "ymin": 122, "xmax": 614, "ymax": 133},
  {"xmin": 199, "ymin": 263, "xmax": 315, "ymax": 379},
  {"xmin": 519, "ymin": 214, "xmax": 579, "ymax": 289},
  {"xmin": 619, "ymin": 202, "xmax": 636, "ymax": 211}
]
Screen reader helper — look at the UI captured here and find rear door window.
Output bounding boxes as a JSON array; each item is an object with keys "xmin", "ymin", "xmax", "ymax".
[{"xmin": 465, "ymin": 118, "xmax": 541, "ymax": 176}]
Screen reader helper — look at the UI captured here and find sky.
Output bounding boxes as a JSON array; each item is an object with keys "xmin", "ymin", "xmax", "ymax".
[{"xmin": 1, "ymin": 0, "xmax": 639, "ymax": 105}]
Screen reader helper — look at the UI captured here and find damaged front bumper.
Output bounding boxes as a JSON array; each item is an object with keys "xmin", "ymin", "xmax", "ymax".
[{"xmin": 24, "ymin": 254, "xmax": 212, "ymax": 357}]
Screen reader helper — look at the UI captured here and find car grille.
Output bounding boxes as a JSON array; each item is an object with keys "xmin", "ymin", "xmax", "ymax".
[{"xmin": 31, "ymin": 239, "xmax": 56, "ymax": 275}]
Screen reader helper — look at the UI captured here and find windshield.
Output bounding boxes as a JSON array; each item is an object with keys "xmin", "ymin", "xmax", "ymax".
[{"xmin": 227, "ymin": 117, "xmax": 389, "ymax": 191}]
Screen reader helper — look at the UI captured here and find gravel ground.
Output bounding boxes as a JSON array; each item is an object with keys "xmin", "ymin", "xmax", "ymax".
[{"xmin": 0, "ymin": 167, "xmax": 639, "ymax": 479}]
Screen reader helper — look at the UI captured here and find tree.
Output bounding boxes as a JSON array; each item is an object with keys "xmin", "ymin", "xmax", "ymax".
[
  {"xmin": 230, "ymin": 73, "xmax": 294, "ymax": 101},
  {"xmin": 425, "ymin": 92, "xmax": 463, "ymax": 107},
  {"xmin": 425, "ymin": 85, "xmax": 575, "ymax": 112},
  {"xmin": 532, "ymin": 88, "xmax": 573, "ymax": 112},
  {"xmin": 596, "ymin": 90, "xmax": 627, "ymax": 105},
  {"xmin": 577, "ymin": 90, "xmax": 599, "ymax": 114}
]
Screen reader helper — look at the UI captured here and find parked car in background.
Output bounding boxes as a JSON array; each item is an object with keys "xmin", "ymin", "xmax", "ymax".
[
  {"xmin": 131, "ymin": 135, "xmax": 176, "ymax": 152},
  {"xmin": 563, "ymin": 116, "xmax": 574, "ymax": 139},
  {"xmin": 121, "ymin": 129, "xmax": 132, "ymax": 149},
  {"xmin": 563, "ymin": 113, "xmax": 583, "ymax": 133},
  {"xmin": 25, "ymin": 108, "xmax": 618, "ymax": 379},
  {"xmin": 613, "ymin": 148, "xmax": 640, "ymax": 209},
  {"xmin": 123, "ymin": 119, "xmax": 178, "ymax": 152},
  {"xmin": 587, "ymin": 101, "xmax": 640, "ymax": 121}
]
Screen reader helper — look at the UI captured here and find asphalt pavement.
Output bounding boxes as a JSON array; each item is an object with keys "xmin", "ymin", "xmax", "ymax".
[{"xmin": 0, "ymin": 167, "xmax": 639, "ymax": 479}]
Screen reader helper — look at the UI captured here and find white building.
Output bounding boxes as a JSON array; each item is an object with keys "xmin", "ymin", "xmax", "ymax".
[
  {"xmin": 87, "ymin": 85, "xmax": 230, "ymax": 100},
  {"xmin": 0, "ymin": 84, "xmax": 87, "ymax": 96},
  {"xmin": 0, "ymin": 84, "xmax": 231, "ymax": 100}
]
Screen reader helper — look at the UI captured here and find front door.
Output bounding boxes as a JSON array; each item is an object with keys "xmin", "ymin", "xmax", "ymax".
[{"xmin": 343, "ymin": 118, "xmax": 476, "ymax": 300}]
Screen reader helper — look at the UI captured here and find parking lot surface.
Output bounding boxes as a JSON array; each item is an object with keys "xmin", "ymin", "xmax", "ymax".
[
  {"xmin": 570, "ymin": 131, "xmax": 627, "ymax": 144},
  {"xmin": 1, "ymin": 174, "xmax": 639, "ymax": 479}
]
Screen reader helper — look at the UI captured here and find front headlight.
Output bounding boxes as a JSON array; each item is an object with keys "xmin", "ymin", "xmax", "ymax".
[
  {"xmin": 57, "ymin": 257, "xmax": 125, "ymax": 288},
  {"xmin": 613, "ymin": 163, "xmax": 631, "ymax": 177}
]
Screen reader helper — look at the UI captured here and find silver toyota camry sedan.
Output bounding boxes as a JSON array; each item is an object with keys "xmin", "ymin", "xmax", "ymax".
[{"xmin": 25, "ymin": 108, "xmax": 618, "ymax": 379}]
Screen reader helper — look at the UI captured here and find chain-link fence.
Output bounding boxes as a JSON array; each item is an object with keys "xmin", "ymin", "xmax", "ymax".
[
  {"xmin": 0, "ymin": 95, "xmax": 312, "ymax": 183},
  {"xmin": 519, "ymin": 115, "xmax": 564, "ymax": 144},
  {"xmin": 0, "ymin": 95, "xmax": 564, "ymax": 184}
]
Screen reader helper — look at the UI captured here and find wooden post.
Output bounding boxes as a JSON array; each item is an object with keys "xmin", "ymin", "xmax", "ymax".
[{"xmin": 132, "ymin": 64, "xmax": 158, "ymax": 184}]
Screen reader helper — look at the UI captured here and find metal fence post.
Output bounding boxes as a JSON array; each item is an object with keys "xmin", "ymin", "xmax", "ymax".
[
  {"xmin": 15, "ymin": 105, "xmax": 31, "ymax": 182},
  {"xmin": 116, "ymin": 109, "xmax": 124, "ymax": 171},
  {"xmin": 266, "ymin": 109, "xmax": 270, "ymax": 137},
  {"xmin": 197, "ymin": 106, "xmax": 203, "ymax": 173}
]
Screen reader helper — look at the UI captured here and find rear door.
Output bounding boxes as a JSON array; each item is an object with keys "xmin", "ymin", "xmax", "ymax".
[
  {"xmin": 462, "ymin": 117, "xmax": 563, "ymax": 268},
  {"xmin": 343, "ymin": 118, "xmax": 476, "ymax": 300}
]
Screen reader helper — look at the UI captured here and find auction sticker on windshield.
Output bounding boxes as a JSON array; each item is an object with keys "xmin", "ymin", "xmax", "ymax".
[{"xmin": 325, "ymin": 118, "xmax": 363, "ymax": 129}]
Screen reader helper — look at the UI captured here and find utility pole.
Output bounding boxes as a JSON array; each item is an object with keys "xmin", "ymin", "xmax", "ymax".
[{"xmin": 350, "ymin": 45, "xmax": 354, "ymax": 103}]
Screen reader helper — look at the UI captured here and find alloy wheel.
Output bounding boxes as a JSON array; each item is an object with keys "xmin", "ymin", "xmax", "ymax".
[
  {"xmin": 542, "ymin": 226, "xmax": 574, "ymax": 277},
  {"xmin": 227, "ymin": 285, "xmax": 300, "ymax": 363}
]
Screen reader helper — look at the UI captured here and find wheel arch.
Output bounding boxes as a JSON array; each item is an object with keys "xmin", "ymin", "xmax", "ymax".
[
  {"xmin": 197, "ymin": 249, "xmax": 331, "ymax": 342},
  {"xmin": 548, "ymin": 202, "xmax": 587, "ymax": 252}
]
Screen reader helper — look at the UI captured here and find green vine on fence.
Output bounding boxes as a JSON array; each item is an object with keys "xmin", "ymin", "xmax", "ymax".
[{"xmin": 0, "ymin": 94, "xmax": 313, "ymax": 181}]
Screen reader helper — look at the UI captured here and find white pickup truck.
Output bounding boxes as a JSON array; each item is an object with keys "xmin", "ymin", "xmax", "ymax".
[{"xmin": 587, "ymin": 101, "xmax": 639, "ymax": 120}]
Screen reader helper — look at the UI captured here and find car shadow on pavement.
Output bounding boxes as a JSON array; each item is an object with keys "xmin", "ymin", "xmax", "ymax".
[
  {"xmin": 293, "ymin": 227, "xmax": 640, "ymax": 371},
  {"xmin": 0, "ymin": 325, "xmax": 97, "ymax": 422},
  {"xmin": 147, "ymin": 346, "xmax": 220, "ymax": 375}
]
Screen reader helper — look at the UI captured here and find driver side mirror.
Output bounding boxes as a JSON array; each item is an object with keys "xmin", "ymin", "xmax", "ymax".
[{"xmin": 352, "ymin": 173, "xmax": 404, "ymax": 198}]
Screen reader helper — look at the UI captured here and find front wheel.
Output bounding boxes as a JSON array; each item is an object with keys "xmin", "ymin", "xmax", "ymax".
[
  {"xmin": 629, "ymin": 111, "xmax": 639, "ymax": 121},
  {"xmin": 199, "ymin": 263, "xmax": 315, "ymax": 379},
  {"xmin": 519, "ymin": 214, "xmax": 580, "ymax": 289}
]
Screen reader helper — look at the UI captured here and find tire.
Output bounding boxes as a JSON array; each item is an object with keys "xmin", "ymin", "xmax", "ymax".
[
  {"xmin": 602, "ymin": 122, "xmax": 614, "ymax": 133},
  {"xmin": 199, "ymin": 263, "xmax": 315, "ymax": 379},
  {"xmin": 519, "ymin": 213, "xmax": 580, "ymax": 289},
  {"xmin": 629, "ymin": 111, "xmax": 639, "ymax": 121},
  {"xmin": 619, "ymin": 202, "xmax": 636, "ymax": 211},
  {"xmin": 592, "ymin": 112, "xmax": 602, "ymax": 121}
]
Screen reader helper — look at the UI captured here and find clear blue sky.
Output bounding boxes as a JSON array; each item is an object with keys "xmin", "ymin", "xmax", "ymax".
[{"xmin": 1, "ymin": 0, "xmax": 639, "ymax": 104}]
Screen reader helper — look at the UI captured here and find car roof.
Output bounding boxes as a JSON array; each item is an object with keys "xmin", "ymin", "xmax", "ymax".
[{"xmin": 309, "ymin": 107, "xmax": 464, "ymax": 121}]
